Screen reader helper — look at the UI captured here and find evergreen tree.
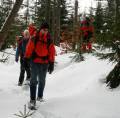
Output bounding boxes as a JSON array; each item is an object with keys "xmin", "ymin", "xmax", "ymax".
[
  {"xmin": 34, "ymin": 0, "xmax": 68, "ymax": 45},
  {"xmin": 94, "ymin": 2, "xmax": 104, "ymax": 35},
  {"xmin": 94, "ymin": 0, "xmax": 120, "ymax": 88},
  {"xmin": 34, "ymin": 0, "xmax": 47, "ymax": 28},
  {"xmin": 60, "ymin": 0, "xmax": 68, "ymax": 25}
]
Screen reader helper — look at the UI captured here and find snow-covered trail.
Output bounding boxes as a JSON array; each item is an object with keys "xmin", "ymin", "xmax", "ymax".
[
  {"xmin": 0, "ymin": 48, "xmax": 119, "ymax": 118},
  {"xmin": 34, "ymin": 54, "xmax": 119, "ymax": 118}
]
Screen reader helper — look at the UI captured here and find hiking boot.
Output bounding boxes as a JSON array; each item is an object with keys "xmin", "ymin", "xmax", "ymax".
[
  {"xmin": 26, "ymin": 77, "xmax": 30, "ymax": 81},
  {"xmin": 18, "ymin": 82, "xmax": 22, "ymax": 86},
  {"xmin": 28, "ymin": 100, "xmax": 36, "ymax": 110},
  {"xmin": 37, "ymin": 97, "xmax": 45, "ymax": 102},
  {"xmin": 24, "ymin": 80, "xmax": 30, "ymax": 85}
]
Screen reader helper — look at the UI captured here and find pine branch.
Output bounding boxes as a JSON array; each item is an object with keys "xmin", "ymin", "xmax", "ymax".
[{"xmin": 14, "ymin": 104, "xmax": 35, "ymax": 118}]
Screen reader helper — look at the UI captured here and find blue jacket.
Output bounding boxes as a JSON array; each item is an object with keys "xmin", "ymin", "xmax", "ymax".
[{"xmin": 15, "ymin": 38, "xmax": 29, "ymax": 61}]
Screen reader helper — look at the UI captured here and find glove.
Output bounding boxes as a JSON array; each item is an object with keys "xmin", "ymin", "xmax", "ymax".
[
  {"xmin": 15, "ymin": 58, "xmax": 18, "ymax": 62},
  {"xmin": 24, "ymin": 57, "xmax": 29, "ymax": 62},
  {"xmin": 48, "ymin": 62, "xmax": 54, "ymax": 74}
]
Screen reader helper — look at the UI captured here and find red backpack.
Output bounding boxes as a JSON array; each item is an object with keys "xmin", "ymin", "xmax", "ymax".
[{"xmin": 32, "ymin": 32, "xmax": 52, "ymax": 60}]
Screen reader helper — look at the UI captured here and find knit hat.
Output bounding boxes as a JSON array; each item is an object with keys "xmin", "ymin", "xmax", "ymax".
[{"xmin": 40, "ymin": 22, "xmax": 49, "ymax": 30}]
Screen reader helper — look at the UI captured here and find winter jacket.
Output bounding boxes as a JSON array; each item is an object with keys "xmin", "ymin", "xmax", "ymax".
[
  {"xmin": 25, "ymin": 32, "xmax": 55, "ymax": 64},
  {"xmin": 80, "ymin": 25, "xmax": 94, "ymax": 37},
  {"xmin": 15, "ymin": 38, "xmax": 29, "ymax": 60}
]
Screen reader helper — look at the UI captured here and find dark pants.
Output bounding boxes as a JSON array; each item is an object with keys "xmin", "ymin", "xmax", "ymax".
[
  {"xmin": 18, "ymin": 58, "xmax": 31, "ymax": 84},
  {"xmin": 30, "ymin": 62, "xmax": 48, "ymax": 100}
]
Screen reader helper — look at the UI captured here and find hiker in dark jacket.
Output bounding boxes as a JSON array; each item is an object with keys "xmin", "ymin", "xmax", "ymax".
[{"xmin": 15, "ymin": 30, "xmax": 31, "ymax": 86}]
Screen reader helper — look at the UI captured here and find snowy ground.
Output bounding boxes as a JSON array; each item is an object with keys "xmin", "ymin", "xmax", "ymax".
[{"xmin": 0, "ymin": 47, "xmax": 119, "ymax": 118}]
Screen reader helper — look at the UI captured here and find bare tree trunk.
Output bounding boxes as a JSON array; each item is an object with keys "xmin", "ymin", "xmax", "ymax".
[
  {"xmin": 25, "ymin": 0, "xmax": 29, "ymax": 26},
  {"xmin": 45, "ymin": 0, "xmax": 51, "ymax": 26},
  {"xmin": 72, "ymin": 0, "xmax": 84, "ymax": 62},
  {"xmin": 53, "ymin": 0, "xmax": 61, "ymax": 46},
  {"xmin": 52, "ymin": 0, "xmax": 58, "ymax": 45},
  {"xmin": 73, "ymin": 0, "xmax": 78, "ymax": 50},
  {"xmin": 0, "ymin": 0, "xmax": 24, "ymax": 49},
  {"xmin": 56, "ymin": 0, "xmax": 61, "ymax": 46},
  {"xmin": 52, "ymin": 0, "xmax": 56, "ymax": 43}
]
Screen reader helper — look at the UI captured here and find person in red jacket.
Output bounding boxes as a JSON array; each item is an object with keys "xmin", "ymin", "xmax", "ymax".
[
  {"xmin": 25, "ymin": 22, "xmax": 55, "ymax": 110},
  {"xmin": 80, "ymin": 17, "xmax": 94, "ymax": 52}
]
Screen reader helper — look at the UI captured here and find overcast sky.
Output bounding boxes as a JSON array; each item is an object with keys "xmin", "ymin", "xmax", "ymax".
[
  {"xmin": 0, "ymin": 0, "xmax": 97, "ymax": 14},
  {"xmin": 23, "ymin": 0, "xmax": 97, "ymax": 13},
  {"xmin": 67, "ymin": 0, "xmax": 97, "ymax": 13}
]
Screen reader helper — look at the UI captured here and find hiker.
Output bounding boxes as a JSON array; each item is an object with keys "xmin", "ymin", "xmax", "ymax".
[
  {"xmin": 15, "ymin": 30, "xmax": 31, "ymax": 86},
  {"xmin": 80, "ymin": 17, "xmax": 94, "ymax": 52},
  {"xmin": 25, "ymin": 22, "xmax": 55, "ymax": 110},
  {"xmin": 16, "ymin": 35, "xmax": 23, "ymax": 47}
]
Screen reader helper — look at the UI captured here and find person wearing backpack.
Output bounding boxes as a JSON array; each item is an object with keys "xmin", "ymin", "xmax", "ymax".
[
  {"xmin": 80, "ymin": 17, "xmax": 94, "ymax": 52},
  {"xmin": 25, "ymin": 22, "xmax": 55, "ymax": 110},
  {"xmin": 15, "ymin": 30, "xmax": 31, "ymax": 86}
]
